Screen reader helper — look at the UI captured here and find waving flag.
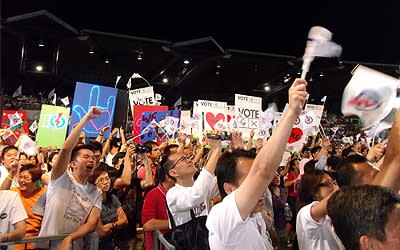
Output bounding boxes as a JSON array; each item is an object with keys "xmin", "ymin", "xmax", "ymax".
[
  {"xmin": 301, "ymin": 26, "xmax": 342, "ymax": 79},
  {"xmin": 342, "ymin": 65, "xmax": 398, "ymax": 128}
]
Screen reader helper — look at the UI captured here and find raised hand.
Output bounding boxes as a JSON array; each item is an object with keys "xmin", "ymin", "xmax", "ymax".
[
  {"xmin": 288, "ymin": 78, "xmax": 308, "ymax": 115},
  {"xmin": 86, "ymin": 106, "xmax": 103, "ymax": 120},
  {"xmin": 208, "ymin": 130, "xmax": 222, "ymax": 151}
]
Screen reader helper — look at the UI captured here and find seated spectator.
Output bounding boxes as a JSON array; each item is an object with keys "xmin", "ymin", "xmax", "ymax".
[
  {"xmin": 0, "ymin": 190, "xmax": 27, "ymax": 243},
  {"xmin": 38, "ymin": 107, "xmax": 103, "ymax": 250},
  {"xmin": 327, "ymin": 185, "xmax": 400, "ymax": 250},
  {"xmin": 296, "ymin": 169, "xmax": 344, "ymax": 250},
  {"xmin": 142, "ymin": 156, "xmax": 175, "ymax": 250},
  {"xmin": 89, "ymin": 164, "xmax": 128, "ymax": 250},
  {"xmin": 206, "ymin": 79, "xmax": 307, "ymax": 250}
]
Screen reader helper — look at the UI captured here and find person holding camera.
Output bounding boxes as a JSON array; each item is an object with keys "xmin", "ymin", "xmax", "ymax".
[{"xmin": 137, "ymin": 141, "xmax": 162, "ymax": 185}]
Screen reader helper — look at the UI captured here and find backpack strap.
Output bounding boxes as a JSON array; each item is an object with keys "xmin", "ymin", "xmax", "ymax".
[{"xmin": 166, "ymin": 199, "xmax": 197, "ymax": 228}]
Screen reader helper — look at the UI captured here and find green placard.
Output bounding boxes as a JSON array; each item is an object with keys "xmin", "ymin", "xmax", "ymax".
[{"xmin": 36, "ymin": 105, "xmax": 70, "ymax": 148}]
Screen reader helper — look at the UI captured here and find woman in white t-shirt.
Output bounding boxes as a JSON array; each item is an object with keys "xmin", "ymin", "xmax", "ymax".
[{"xmin": 296, "ymin": 169, "xmax": 344, "ymax": 250}]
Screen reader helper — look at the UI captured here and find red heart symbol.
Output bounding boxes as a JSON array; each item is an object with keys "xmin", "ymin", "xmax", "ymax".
[
  {"xmin": 89, "ymin": 110, "xmax": 111, "ymax": 131},
  {"xmin": 154, "ymin": 126, "xmax": 165, "ymax": 139},
  {"xmin": 288, "ymin": 127, "xmax": 303, "ymax": 143},
  {"xmin": 206, "ymin": 112, "xmax": 225, "ymax": 129}
]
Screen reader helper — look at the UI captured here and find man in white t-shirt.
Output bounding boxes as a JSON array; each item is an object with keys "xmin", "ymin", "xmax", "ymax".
[
  {"xmin": 0, "ymin": 190, "xmax": 27, "ymax": 245},
  {"xmin": 206, "ymin": 78, "xmax": 308, "ymax": 250},
  {"xmin": 38, "ymin": 107, "xmax": 103, "ymax": 250}
]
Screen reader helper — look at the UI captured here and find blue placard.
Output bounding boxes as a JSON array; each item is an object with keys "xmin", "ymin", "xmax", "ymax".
[
  {"xmin": 140, "ymin": 110, "xmax": 181, "ymax": 142},
  {"xmin": 69, "ymin": 82, "xmax": 117, "ymax": 138}
]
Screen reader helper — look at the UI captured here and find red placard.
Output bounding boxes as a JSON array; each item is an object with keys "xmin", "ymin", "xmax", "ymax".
[
  {"xmin": 1, "ymin": 110, "xmax": 30, "ymax": 145},
  {"xmin": 132, "ymin": 105, "xmax": 168, "ymax": 143}
]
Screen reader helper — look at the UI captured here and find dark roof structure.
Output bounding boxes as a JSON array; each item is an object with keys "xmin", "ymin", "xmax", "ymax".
[{"xmin": 2, "ymin": 10, "xmax": 399, "ymax": 114}]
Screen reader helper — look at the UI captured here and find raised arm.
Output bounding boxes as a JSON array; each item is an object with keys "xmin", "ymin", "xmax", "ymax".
[
  {"xmin": 177, "ymin": 133, "xmax": 187, "ymax": 154},
  {"xmin": 140, "ymin": 154, "xmax": 155, "ymax": 189},
  {"xmin": 96, "ymin": 126, "xmax": 111, "ymax": 143},
  {"xmin": 58, "ymin": 206, "xmax": 101, "ymax": 250},
  {"xmin": 51, "ymin": 107, "xmax": 103, "ymax": 181},
  {"xmin": 373, "ymin": 110, "xmax": 400, "ymax": 190},
  {"xmin": 203, "ymin": 130, "xmax": 222, "ymax": 175},
  {"xmin": 235, "ymin": 79, "xmax": 307, "ymax": 220},
  {"xmin": 114, "ymin": 145, "xmax": 135, "ymax": 189},
  {"xmin": 246, "ymin": 129, "xmax": 255, "ymax": 150}
]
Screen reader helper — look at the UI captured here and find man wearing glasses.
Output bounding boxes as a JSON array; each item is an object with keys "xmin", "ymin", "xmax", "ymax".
[{"xmin": 164, "ymin": 130, "xmax": 222, "ymax": 227}]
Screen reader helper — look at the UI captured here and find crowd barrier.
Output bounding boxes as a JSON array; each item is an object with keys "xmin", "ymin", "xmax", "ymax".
[
  {"xmin": 152, "ymin": 231, "xmax": 175, "ymax": 250},
  {"xmin": 0, "ymin": 232, "xmax": 99, "ymax": 250}
]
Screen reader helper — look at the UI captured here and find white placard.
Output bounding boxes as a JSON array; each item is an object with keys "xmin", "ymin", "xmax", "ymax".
[
  {"xmin": 235, "ymin": 94, "xmax": 262, "ymax": 140},
  {"xmin": 128, "ymin": 86, "xmax": 155, "ymax": 111},
  {"xmin": 179, "ymin": 110, "xmax": 192, "ymax": 135},
  {"xmin": 198, "ymin": 100, "xmax": 227, "ymax": 131}
]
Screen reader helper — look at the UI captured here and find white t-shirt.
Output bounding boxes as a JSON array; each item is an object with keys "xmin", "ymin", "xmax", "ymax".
[
  {"xmin": 0, "ymin": 165, "xmax": 18, "ymax": 188},
  {"xmin": 296, "ymin": 201, "xmax": 345, "ymax": 250},
  {"xmin": 0, "ymin": 190, "xmax": 28, "ymax": 250},
  {"xmin": 0, "ymin": 190, "xmax": 28, "ymax": 234},
  {"xmin": 166, "ymin": 169, "xmax": 219, "ymax": 227},
  {"xmin": 38, "ymin": 171, "xmax": 102, "ymax": 250},
  {"xmin": 206, "ymin": 190, "xmax": 273, "ymax": 250},
  {"xmin": 105, "ymin": 153, "xmax": 115, "ymax": 166}
]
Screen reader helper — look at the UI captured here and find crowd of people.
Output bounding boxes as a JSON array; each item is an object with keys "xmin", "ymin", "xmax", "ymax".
[{"xmin": 0, "ymin": 78, "xmax": 399, "ymax": 250}]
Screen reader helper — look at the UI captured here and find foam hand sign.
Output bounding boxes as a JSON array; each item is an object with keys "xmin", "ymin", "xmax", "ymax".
[
  {"xmin": 342, "ymin": 65, "xmax": 398, "ymax": 128},
  {"xmin": 69, "ymin": 82, "xmax": 117, "ymax": 138}
]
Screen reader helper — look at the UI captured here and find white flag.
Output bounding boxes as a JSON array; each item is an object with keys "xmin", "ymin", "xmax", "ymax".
[
  {"xmin": 51, "ymin": 93, "xmax": 57, "ymax": 105},
  {"xmin": 29, "ymin": 120, "xmax": 38, "ymax": 133},
  {"xmin": 155, "ymin": 94, "xmax": 162, "ymax": 101},
  {"xmin": 116, "ymin": 75, "xmax": 121, "ymax": 84},
  {"xmin": 301, "ymin": 26, "xmax": 342, "ymax": 78},
  {"xmin": 8, "ymin": 112, "xmax": 23, "ymax": 127},
  {"xmin": 321, "ymin": 96, "xmax": 327, "ymax": 102},
  {"xmin": 17, "ymin": 134, "xmax": 39, "ymax": 156},
  {"xmin": 48, "ymin": 88, "xmax": 55, "ymax": 100},
  {"xmin": 12, "ymin": 85, "xmax": 22, "ymax": 98},
  {"xmin": 61, "ymin": 96, "xmax": 69, "ymax": 106},
  {"xmin": 174, "ymin": 97, "xmax": 182, "ymax": 109}
]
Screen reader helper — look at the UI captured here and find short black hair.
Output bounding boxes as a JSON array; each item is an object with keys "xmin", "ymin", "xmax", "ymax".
[
  {"xmin": 327, "ymin": 185, "xmax": 400, "ymax": 250},
  {"xmin": 336, "ymin": 154, "xmax": 367, "ymax": 187},
  {"xmin": 70, "ymin": 144, "xmax": 94, "ymax": 162},
  {"xmin": 112, "ymin": 152, "xmax": 126, "ymax": 166},
  {"xmin": 89, "ymin": 141, "xmax": 103, "ymax": 153},
  {"xmin": 144, "ymin": 141, "xmax": 158, "ymax": 149},
  {"xmin": 342, "ymin": 146, "xmax": 356, "ymax": 158},
  {"xmin": 216, "ymin": 149, "xmax": 256, "ymax": 199},
  {"xmin": 310, "ymin": 146, "xmax": 322, "ymax": 156},
  {"xmin": 304, "ymin": 159, "xmax": 317, "ymax": 173},
  {"xmin": 159, "ymin": 152, "xmax": 175, "ymax": 182},
  {"xmin": 163, "ymin": 144, "xmax": 179, "ymax": 154},
  {"xmin": 1, "ymin": 145, "xmax": 18, "ymax": 159}
]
